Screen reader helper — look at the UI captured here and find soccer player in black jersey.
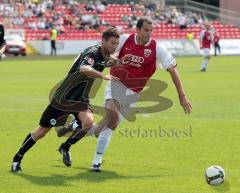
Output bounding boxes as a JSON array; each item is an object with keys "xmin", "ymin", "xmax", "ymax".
[
  {"xmin": 0, "ymin": 23, "xmax": 6, "ymax": 60},
  {"xmin": 11, "ymin": 27, "xmax": 127, "ymax": 172}
]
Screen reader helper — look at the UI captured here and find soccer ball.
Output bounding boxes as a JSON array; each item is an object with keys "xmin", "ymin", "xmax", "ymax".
[{"xmin": 205, "ymin": 165, "xmax": 225, "ymax": 186}]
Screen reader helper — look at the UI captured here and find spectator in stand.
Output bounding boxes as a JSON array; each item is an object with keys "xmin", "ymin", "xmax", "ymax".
[
  {"xmin": 70, "ymin": 1, "xmax": 81, "ymax": 16},
  {"xmin": 45, "ymin": 0, "xmax": 54, "ymax": 9},
  {"xmin": 36, "ymin": 18, "xmax": 46, "ymax": 29},
  {"xmin": 63, "ymin": 15, "xmax": 72, "ymax": 26},
  {"xmin": 95, "ymin": 0, "xmax": 106, "ymax": 13},
  {"xmin": 147, "ymin": 1, "xmax": 157, "ymax": 11},
  {"xmin": 101, "ymin": 0, "xmax": 108, "ymax": 6},
  {"xmin": 129, "ymin": 1, "xmax": 136, "ymax": 11},
  {"xmin": 0, "ymin": 1, "xmax": 207, "ymax": 32},
  {"xmin": 56, "ymin": 24, "xmax": 65, "ymax": 34},
  {"xmin": 85, "ymin": 1, "xmax": 95, "ymax": 11},
  {"xmin": 178, "ymin": 13, "xmax": 187, "ymax": 30},
  {"xmin": 81, "ymin": 14, "xmax": 92, "ymax": 25},
  {"xmin": 196, "ymin": 14, "xmax": 203, "ymax": 24},
  {"xmin": 12, "ymin": 17, "xmax": 24, "ymax": 26},
  {"xmin": 29, "ymin": 21, "xmax": 38, "ymax": 30},
  {"xmin": 213, "ymin": 31, "xmax": 221, "ymax": 56},
  {"xmin": 45, "ymin": 18, "xmax": 54, "ymax": 30}
]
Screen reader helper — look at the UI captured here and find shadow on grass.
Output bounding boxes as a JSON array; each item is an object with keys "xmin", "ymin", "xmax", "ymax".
[
  {"xmin": 210, "ymin": 180, "xmax": 230, "ymax": 192},
  {"xmin": 10, "ymin": 166, "xmax": 162, "ymax": 186},
  {"xmin": 10, "ymin": 172, "xmax": 73, "ymax": 187}
]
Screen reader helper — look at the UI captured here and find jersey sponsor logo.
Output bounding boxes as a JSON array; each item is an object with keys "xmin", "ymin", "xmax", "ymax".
[
  {"xmin": 144, "ymin": 49, "xmax": 151, "ymax": 57},
  {"xmin": 130, "ymin": 55, "xmax": 144, "ymax": 63},
  {"xmin": 126, "ymin": 54, "xmax": 145, "ymax": 68},
  {"xmin": 129, "ymin": 62, "xmax": 141, "ymax": 68},
  {"xmin": 84, "ymin": 56, "xmax": 95, "ymax": 66}
]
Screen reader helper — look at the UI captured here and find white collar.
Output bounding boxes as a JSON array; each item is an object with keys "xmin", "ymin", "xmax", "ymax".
[{"xmin": 134, "ymin": 34, "xmax": 151, "ymax": 47}]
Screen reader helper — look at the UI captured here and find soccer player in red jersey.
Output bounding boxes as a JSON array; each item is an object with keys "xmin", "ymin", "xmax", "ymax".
[
  {"xmin": 199, "ymin": 22, "xmax": 214, "ymax": 71},
  {"xmin": 58, "ymin": 17, "xmax": 192, "ymax": 171}
]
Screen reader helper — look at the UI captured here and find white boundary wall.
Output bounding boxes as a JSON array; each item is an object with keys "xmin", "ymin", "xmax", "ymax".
[{"xmin": 28, "ymin": 39, "xmax": 240, "ymax": 56}]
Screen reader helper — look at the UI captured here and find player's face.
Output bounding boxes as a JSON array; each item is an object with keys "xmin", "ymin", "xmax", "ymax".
[
  {"xmin": 137, "ymin": 22, "xmax": 153, "ymax": 44},
  {"xmin": 103, "ymin": 37, "xmax": 119, "ymax": 54},
  {"xmin": 204, "ymin": 23, "xmax": 211, "ymax": 30}
]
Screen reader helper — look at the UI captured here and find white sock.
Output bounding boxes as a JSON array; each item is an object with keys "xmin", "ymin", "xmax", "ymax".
[
  {"xmin": 201, "ymin": 58, "xmax": 209, "ymax": 69},
  {"xmin": 92, "ymin": 126, "xmax": 113, "ymax": 165},
  {"xmin": 72, "ymin": 121, "xmax": 79, "ymax": 130},
  {"xmin": 85, "ymin": 124, "xmax": 98, "ymax": 137}
]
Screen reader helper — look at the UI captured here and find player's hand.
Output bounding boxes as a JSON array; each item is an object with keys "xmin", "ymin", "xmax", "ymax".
[
  {"xmin": 119, "ymin": 54, "xmax": 132, "ymax": 65},
  {"xmin": 179, "ymin": 95, "xmax": 192, "ymax": 114},
  {"xmin": 103, "ymin": 74, "xmax": 119, "ymax": 81}
]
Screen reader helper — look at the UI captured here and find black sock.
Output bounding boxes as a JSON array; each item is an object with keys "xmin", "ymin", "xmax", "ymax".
[
  {"xmin": 13, "ymin": 133, "xmax": 36, "ymax": 162},
  {"xmin": 62, "ymin": 129, "xmax": 87, "ymax": 150}
]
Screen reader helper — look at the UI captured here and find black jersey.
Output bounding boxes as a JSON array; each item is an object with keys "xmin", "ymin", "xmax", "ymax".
[
  {"xmin": 53, "ymin": 45, "xmax": 108, "ymax": 104},
  {"xmin": 0, "ymin": 24, "xmax": 6, "ymax": 46}
]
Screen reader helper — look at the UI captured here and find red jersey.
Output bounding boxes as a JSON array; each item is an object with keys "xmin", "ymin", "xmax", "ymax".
[
  {"xmin": 200, "ymin": 30, "xmax": 213, "ymax": 49},
  {"xmin": 110, "ymin": 34, "xmax": 176, "ymax": 93}
]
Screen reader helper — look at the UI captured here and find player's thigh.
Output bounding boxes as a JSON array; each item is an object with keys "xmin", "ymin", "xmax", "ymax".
[
  {"xmin": 39, "ymin": 104, "xmax": 69, "ymax": 128},
  {"xmin": 76, "ymin": 109, "xmax": 94, "ymax": 130},
  {"xmin": 203, "ymin": 48, "xmax": 210, "ymax": 59},
  {"xmin": 38, "ymin": 104, "xmax": 71, "ymax": 139}
]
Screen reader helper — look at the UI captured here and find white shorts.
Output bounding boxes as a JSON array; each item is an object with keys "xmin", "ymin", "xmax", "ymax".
[
  {"xmin": 203, "ymin": 48, "xmax": 210, "ymax": 57},
  {"xmin": 104, "ymin": 80, "xmax": 140, "ymax": 119}
]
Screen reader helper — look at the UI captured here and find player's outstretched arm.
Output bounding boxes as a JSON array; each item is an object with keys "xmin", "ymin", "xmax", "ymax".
[
  {"xmin": 105, "ymin": 54, "xmax": 131, "ymax": 67},
  {"xmin": 80, "ymin": 65, "xmax": 119, "ymax": 81},
  {"xmin": 168, "ymin": 66, "xmax": 192, "ymax": 114}
]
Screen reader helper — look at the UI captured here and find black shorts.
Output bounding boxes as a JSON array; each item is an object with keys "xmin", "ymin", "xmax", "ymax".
[{"xmin": 39, "ymin": 103, "xmax": 92, "ymax": 128}]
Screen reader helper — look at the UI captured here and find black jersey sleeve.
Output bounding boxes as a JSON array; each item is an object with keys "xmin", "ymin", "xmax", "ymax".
[{"xmin": 79, "ymin": 48, "xmax": 99, "ymax": 67}]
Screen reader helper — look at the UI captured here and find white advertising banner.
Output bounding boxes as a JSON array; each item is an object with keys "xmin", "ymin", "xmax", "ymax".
[
  {"xmin": 28, "ymin": 40, "xmax": 99, "ymax": 55},
  {"xmin": 28, "ymin": 39, "xmax": 240, "ymax": 56},
  {"xmin": 158, "ymin": 39, "xmax": 201, "ymax": 56},
  {"xmin": 216, "ymin": 39, "xmax": 240, "ymax": 55}
]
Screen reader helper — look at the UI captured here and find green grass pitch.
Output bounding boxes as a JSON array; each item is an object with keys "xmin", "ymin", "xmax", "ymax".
[{"xmin": 0, "ymin": 55, "xmax": 239, "ymax": 193}]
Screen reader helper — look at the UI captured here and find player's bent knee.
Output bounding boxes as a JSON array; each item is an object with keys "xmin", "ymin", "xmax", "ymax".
[
  {"xmin": 82, "ymin": 122, "xmax": 93, "ymax": 130},
  {"xmin": 81, "ymin": 118, "xmax": 93, "ymax": 130},
  {"xmin": 78, "ymin": 110, "xmax": 94, "ymax": 130}
]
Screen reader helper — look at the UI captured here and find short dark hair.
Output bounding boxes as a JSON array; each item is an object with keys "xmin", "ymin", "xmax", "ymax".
[
  {"xmin": 136, "ymin": 17, "xmax": 153, "ymax": 29},
  {"xmin": 102, "ymin": 27, "xmax": 120, "ymax": 41}
]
